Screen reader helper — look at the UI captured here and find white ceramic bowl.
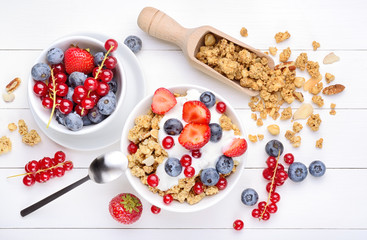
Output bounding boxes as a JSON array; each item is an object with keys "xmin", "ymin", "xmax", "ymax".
[
  {"xmin": 120, "ymin": 85, "xmax": 247, "ymax": 213},
  {"xmin": 28, "ymin": 35, "xmax": 126, "ymax": 136}
]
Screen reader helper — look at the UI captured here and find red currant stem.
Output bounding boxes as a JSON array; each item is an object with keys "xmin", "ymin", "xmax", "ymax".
[
  {"xmin": 6, "ymin": 162, "xmax": 69, "ymax": 179},
  {"xmin": 259, "ymin": 151, "xmax": 281, "ymax": 221},
  {"xmin": 47, "ymin": 67, "xmax": 57, "ymax": 128}
]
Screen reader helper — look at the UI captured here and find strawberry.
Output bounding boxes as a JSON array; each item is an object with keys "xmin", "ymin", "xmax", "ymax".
[
  {"xmin": 182, "ymin": 101, "xmax": 211, "ymax": 124},
  {"xmin": 151, "ymin": 88, "xmax": 177, "ymax": 114},
  {"xmin": 178, "ymin": 123, "xmax": 211, "ymax": 150},
  {"xmin": 223, "ymin": 138, "xmax": 248, "ymax": 157},
  {"xmin": 64, "ymin": 47, "xmax": 94, "ymax": 74},
  {"xmin": 109, "ymin": 193, "xmax": 143, "ymax": 224}
]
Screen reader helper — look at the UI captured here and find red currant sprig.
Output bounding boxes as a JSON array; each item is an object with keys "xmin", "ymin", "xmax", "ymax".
[{"xmin": 46, "ymin": 67, "xmax": 57, "ymax": 128}]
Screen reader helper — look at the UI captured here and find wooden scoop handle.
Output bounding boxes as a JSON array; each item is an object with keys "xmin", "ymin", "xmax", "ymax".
[{"xmin": 137, "ymin": 7, "xmax": 187, "ymax": 49}]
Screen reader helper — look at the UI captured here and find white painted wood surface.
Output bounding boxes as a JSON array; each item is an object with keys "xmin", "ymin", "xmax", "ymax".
[{"xmin": 0, "ymin": 0, "xmax": 366, "ymax": 239}]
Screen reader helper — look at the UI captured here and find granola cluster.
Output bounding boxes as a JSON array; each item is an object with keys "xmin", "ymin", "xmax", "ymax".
[
  {"xmin": 0, "ymin": 136, "xmax": 12, "ymax": 155},
  {"xmin": 127, "ymin": 107, "xmax": 240, "ymax": 205}
]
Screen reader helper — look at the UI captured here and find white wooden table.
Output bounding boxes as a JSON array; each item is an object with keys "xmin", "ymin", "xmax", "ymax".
[{"xmin": 1, "ymin": 0, "xmax": 366, "ymax": 239}]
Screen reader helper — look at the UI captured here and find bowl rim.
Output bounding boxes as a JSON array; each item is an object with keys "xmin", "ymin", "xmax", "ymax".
[
  {"xmin": 120, "ymin": 84, "xmax": 247, "ymax": 213},
  {"xmin": 28, "ymin": 35, "xmax": 127, "ymax": 136}
]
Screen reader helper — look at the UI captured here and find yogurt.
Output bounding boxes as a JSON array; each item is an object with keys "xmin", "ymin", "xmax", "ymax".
[{"xmin": 155, "ymin": 89, "xmax": 240, "ymax": 191}]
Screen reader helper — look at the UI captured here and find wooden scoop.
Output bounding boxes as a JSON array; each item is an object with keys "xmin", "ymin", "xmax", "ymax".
[{"xmin": 137, "ymin": 7, "xmax": 274, "ymax": 97}]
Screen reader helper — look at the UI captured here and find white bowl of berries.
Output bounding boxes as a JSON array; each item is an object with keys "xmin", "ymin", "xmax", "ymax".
[
  {"xmin": 28, "ymin": 35, "xmax": 126, "ymax": 137},
  {"xmin": 120, "ymin": 85, "xmax": 248, "ymax": 212}
]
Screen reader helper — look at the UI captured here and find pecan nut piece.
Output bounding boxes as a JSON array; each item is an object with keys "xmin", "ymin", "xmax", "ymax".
[
  {"xmin": 6, "ymin": 77, "xmax": 21, "ymax": 93},
  {"xmin": 322, "ymin": 84, "xmax": 345, "ymax": 95}
]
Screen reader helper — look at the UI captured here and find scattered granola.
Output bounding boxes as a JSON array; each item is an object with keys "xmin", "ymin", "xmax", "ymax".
[
  {"xmin": 284, "ymin": 130, "xmax": 301, "ymax": 147},
  {"xmin": 312, "ymin": 41, "xmax": 320, "ymax": 51},
  {"xmin": 330, "ymin": 103, "xmax": 336, "ymax": 115},
  {"xmin": 267, "ymin": 124, "xmax": 280, "ymax": 136},
  {"xmin": 251, "ymin": 113, "xmax": 257, "ymax": 121},
  {"xmin": 240, "ymin": 27, "xmax": 248, "ymax": 37},
  {"xmin": 293, "ymin": 122, "xmax": 303, "ymax": 133},
  {"xmin": 204, "ymin": 33, "xmax": 216, "ymax": 47},
  {"xmin": 6, "ymin": 77, "xmax": 21, "ymax": 93},
  {"xmin": 269, "ymin": 47, "xmax": 277, "ymax": 56},
  {"xmin": 295, "ymin": 53, "xmax": 308, "ymax": 71},
  {"xmin": 323, "ymin": 52, "xmax": 340, "ymax": 64},
  {"xmin": 248, "ymin": 134, "xmax": 258, "ymax": 143},
  {"xmin": 280, "ymin": 107, "xmax": 292, "ymax": 120},
  {"xmin": 8, "ymin": 123, "xmax": 17, "ymax": 132},
  {"xmin": 306, "ymin": 61, "xmax": 321, "ymax": 79},
  {"xmin": 312, "ymin": 95, "xmax": 324, "ymax": 107},
  {"xmin": 22, "ymin": 130, "xmax": 41, "ymax": 146},
  {"xmin": 274, "ymin": 31, "xmax": 291, "ymax": 43},
  {"xmin": 316, "ymin": 138, "xmax": 323, "ymax": 148},
  {"xmin": 303, "ymin": 75, "xmax": 322, "ymax": 91},
  {"xmin": 309, "ymin": 82, "xmax": 323, "ymax": 95},
  {"xmin": 293, "ymin": 91, "xmax": 304, "ymax": 102},
  {"xmin": 294, "ymin": 77, "xmax": 305, "ymax": 88},
  {"xmin": 256, "ymin": 118, "xmax": 263, "ymax": 127},
  {"xmin": 279, "ymin": 47, "xmax": 291, "ymax": 62},
  {"xmin": 322, "ymin": 84, "xmax": 345, "ymax": 95},
  {"xmin": 325, "ymin": 73, "xmax": 335, "ymax": 84},
  {"xmin": 307, "ymin": 114, "xmax": 322, "ymax": 131},
  {"xmin": 0, "ymin": 136, "xmax": 12, "ymax": 155},
  {"xmin": 257, "ymin": 134, "xmax": 264, "ymax": 141},
  {"xmin": 331, "ymin": 103, "xmax": 336, "ymax": 108},
  {"xmin": 18, "ymin": 120, "xmax": 28, "ymax": 136}
]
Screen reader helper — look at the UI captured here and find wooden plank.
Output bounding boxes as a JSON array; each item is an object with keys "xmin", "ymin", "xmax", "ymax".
[{"xmin": 1, "ymin": 168, "xmax": 366, "ymax": 229}]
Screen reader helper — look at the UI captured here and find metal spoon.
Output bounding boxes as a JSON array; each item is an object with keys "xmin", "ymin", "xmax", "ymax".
[{"xmin": 20, "ymin": 151, "xmax": 127, "ymax": 217}]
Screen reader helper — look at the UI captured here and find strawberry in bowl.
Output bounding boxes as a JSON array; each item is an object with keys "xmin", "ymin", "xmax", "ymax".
[{"xmin": 122, "ymin": 85, "xmax": 247, "ymax": 212}]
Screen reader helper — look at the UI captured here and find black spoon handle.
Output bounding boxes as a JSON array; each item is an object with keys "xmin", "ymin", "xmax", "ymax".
[{"xmin": 20, "ymin": 175, "xmax": 90, "ymax": 217}]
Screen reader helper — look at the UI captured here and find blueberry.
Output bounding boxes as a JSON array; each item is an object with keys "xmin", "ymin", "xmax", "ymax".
[
  {"xmin": 68, "ymin": 72, "xmax": 88, "ymax": 88},
  {"xmin": 97, "ymin": 95, "xmax": 116, "ymax": 115},
  {"xmin": 55, "ymin": 109, "xmax": 65, "ymax": 126},
  {"xmin": 288, "ymin": 162, "xmax": 308, "ymax": 182},
  {"xmin": 82, "ymin": 116, "xmax": 93, "ymax": 126},
  {"xmin": 124, "ymin": 35, "xmax": 142, "ymax": 53},
  {"xmin": 64, "ymin": 112, "xmax": 83, "ymax": 131},
  {"xmin": 216, "ymin": 155, "xmax": 234, "ymax": 174},
  {"xmin": 209, "ymin": 123, "xmax": 222, "ymax": 142},
  {"xmin": 46, "ymin": 48, "xmax": 64, "ymax": 64},
  {"xmin": 241, "ymin": 188, "xmax": 259, "ymax": 206},
  {"xmin": 164, "ymin": 157, "xmax": 182, "ymax": 177},
  {"xmin": 65, "ymin": 87, "xmax": 74, "ymax": 102},
  {"xmin": 31, "ymin": 63, "xmax": 51, "ymax": 81},
  {"xmin": 87, "ymin": 107, "xmax": 105, "ymax": 124},
  {"xmin": 93, "ymin": 52, "xmax": 105, "ymax": 66},
  {"xmin": 108, "ymin": 79, "xmax": 118, "ymax": 93},
  {"xmin": 200, "ymin": 168, "xmax": 220, "ymax": 186},
  {"xmin": 309, "ymin": 160, "xmax": 326, "ymax": 177},
  {"xmin": 163, "ymin": 118, "xmax": 183, "ymax": 135},
  {"xmin": 265, "ymin": 140, "xmax": 284, "ymax": 157},
  {"xmin": 106, "ymin": 91, "xmax": 116, "ymax": 99},
  {"xmin": 200, "ymin": 91, "xmax": 216, "ymax": 108}
]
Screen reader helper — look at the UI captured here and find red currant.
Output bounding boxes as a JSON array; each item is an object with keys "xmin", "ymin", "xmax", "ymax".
[
  {"xmin": 96, "ymin": 82, "xmax": 110, "ymax": 96},
  {"xmin": 275, "ymin": 179, "xmax": 285, "ymax": 186},
  {"xmin": 284, "ymin": 153, "xmax": 294, "ymax": 165},
  {"xmin": 127, "ymin": 142, "xmax": 138, "ymax": 154},
  {"xmin": 276, "ymin": 163, "xmax": 285, "ymax": 172},
  {"xmin": 191, "ymin": 150, "xmax": 201, "ymax": 158},
  {"xmin": 147, "ymin": 174, "xmax": 159, "ymax": 187},
  {"xmin": 162, "ymin": 136, "xmax": 174, "ymax": 149},
  {"xmin": 270, "ymin": 192, "xmax": 280, "ymax": 203},
  {"xmin": 54, "ymin": 167, "xmax": 65, "ymax": 177},
  {"xmin": 46, "ymin": 169, "xmax": 55, "ymax": 178},
  {"xmin": 267, "ymin": 203, "xmax": 278, "ymax": 214},
  {"xmin": 23, "ymin": 175, "xmax": 35, "ymax": 186},
  {"xmin": 105, "ymin": 56, "xmax": 117, "ymax": 69},
  {"xmin": 59, "ymin": 99, "xmax": 73, "ymax": 114},
  {"xmin": 193, "ymin": 182, "xmax": 204, "ymax": 194},
  {"xmin": 216, "ymin": 177, "xmax": 227, "ymax": 190},
  {"xmin": 216, "ymin": 102, "xmax": 226, "ymax": 113},
  {"xmin": 100, "ymin": 69, "xmax": 113, "ymax": 82},
  {"xmin": 52, "ymin": 63, "xmax": 65, "ymax": 74},
  {"xmin": 261, "ymin": 211, "xmax": 270, "ymax": 221},
  {"xmin": 81, "ymin": 97, "xmax": 96, "ymax": 110},
  {"xmin": 39, "ymin": 171, "xmax": 51, "ymax": 182},
  {"xmin": 33, "ymin": 81, "xmax": 48, "ymax": 97},
  {"xmin": 266, "ymin": 182, "xmax": 276, "ymax": 193},
  {"xmin": 54, "ymin": 72, "xmax": 67, "ymax": 83},
  {"xmin": 42, "ymin": 97, "xmax": 53, "ymax": 109},
  {"xmin": 163, "ymin": 194, "xmax": 173, "ymax": 205},
  {"xmin": 180, "ymin": 154, "xmax": 192, "ymax": 167},
  {"xmin": 258, "ymin": 201, "xmax": 267, "ymax": 212},
  {"xmin": 105, "ymin": 39, "xmax": 118, "ymax": 52},
  {"xmin": 34, "ymin": 173, "xmax": 44, "ymax": 183},
  {"xmin": 54, "ymin": 151, "xmax": 66, "ymax": 163},
  {"xmin": 266, "ymin": 156, "xmax": 277, "ymax": 169},
  {"xmin": 84, "ymin": 77, "xmax": 99, "ymax": 91},
  {"xmin": 93, "ymin": 67, "xmax": 101, "ymax": 78},
  {"xmin": 39, "ymin": 157, "xmax": 53, "ymax": 169},
  {"xmin": 233, "ymin": 219, "xmax": 244, "ymax": 230},
  {"xmin": 252, "ymin": 208, "xmax": 260, "ymax": 218},
  {"xmin": 151, "ymin": 205, "xmax": 161, "ymax": 214},
  {"xmin": 74, "ymin": 86, "xmax": 88, "ymax": 99},
  {"xmin": 262, "ymin": 168, "xmax": 273, "ymax": 180},
  {"xmin": 55, "ymin": 97, "xmax": 63, "ymax": 109},
  {"xmin": 276, "ymin": 170, "xmax": 288, "ymax": 182},
  {"xmin": 75, "ymin": 105, "xmax": 89, "ymax": 117},
  {"xmin": 63, "ymin": 161, "xmax": 74, "ymax": 171},
  {"xmin": 25, "ymin": 160, "xmax": 39, "ymax": 173},
  {"xmin": 184, "ymin": 166, "xmax": 195, "ymax": 178},
  {"xmin": 89, "ymin": 91, "xmax": 100, "ymax": 103}
]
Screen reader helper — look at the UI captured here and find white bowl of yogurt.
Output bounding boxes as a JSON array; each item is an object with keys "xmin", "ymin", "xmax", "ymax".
[{"xmin": 120, "ymin": 85, "xmax": 247, "ymax": 212}]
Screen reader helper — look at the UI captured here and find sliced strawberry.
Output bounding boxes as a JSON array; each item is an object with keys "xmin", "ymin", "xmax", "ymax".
[
  {"xmin": 178, "ymin": 123, "xmax": 211, "ymax": 150},
  {"xmin": 223, "ymin": 138, "xmax": 247, "ymax": 157},
  {"xmin": 151, "ymin": 88, "xmax": 177, "ymax": 114},
  {"xmin": 182, "ymin": 101, "xmax": 211, "ymax": 124}
]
